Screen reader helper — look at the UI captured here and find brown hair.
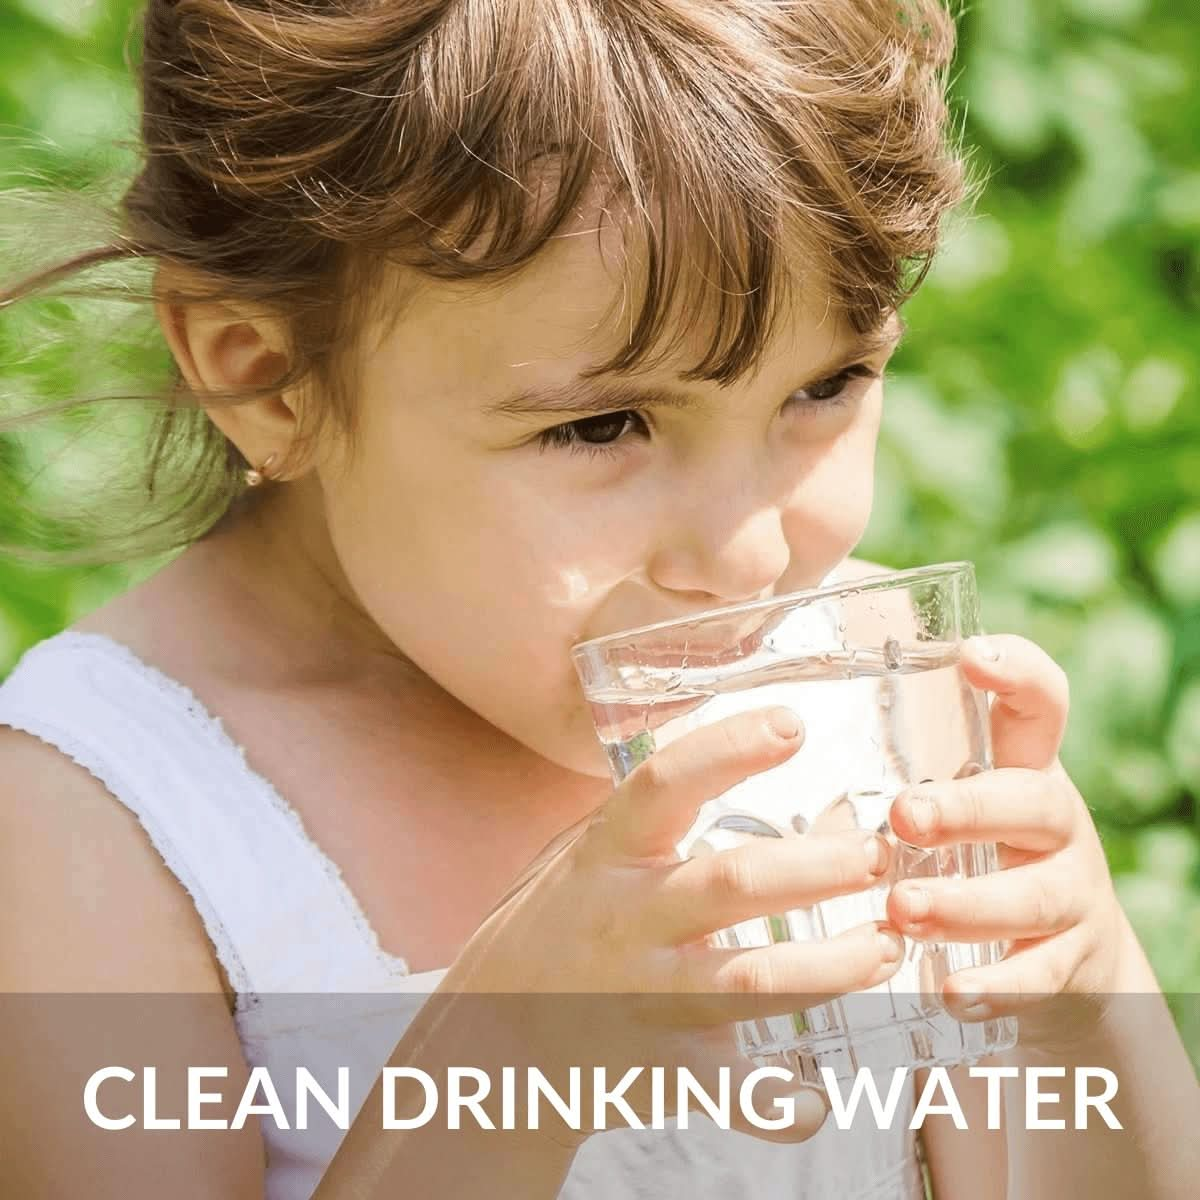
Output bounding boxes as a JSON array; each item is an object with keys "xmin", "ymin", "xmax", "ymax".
[{"xmin": 0, "ymin": 0, "xmax": 965, "ymax": 565}]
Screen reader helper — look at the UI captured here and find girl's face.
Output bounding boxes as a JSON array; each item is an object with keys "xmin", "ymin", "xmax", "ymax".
[{"xmin": 313, "ymin": 205, "xmax": 900, "ymax": 778}]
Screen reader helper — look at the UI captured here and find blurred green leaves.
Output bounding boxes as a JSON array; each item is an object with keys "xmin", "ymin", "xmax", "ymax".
[{"xmin": 872, "ymin": 0, "xmax": 1200, "ymax": 1014}]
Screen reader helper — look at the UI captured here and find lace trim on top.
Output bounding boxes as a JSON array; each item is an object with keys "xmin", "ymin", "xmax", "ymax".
[{"xmin": 43, "ymin": 632, "xmax": 415, "ymax": 996}]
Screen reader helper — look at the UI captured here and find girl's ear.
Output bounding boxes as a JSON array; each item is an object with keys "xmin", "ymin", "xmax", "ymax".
[{"xmin": 153, "ymin": 263, "xmax": 298, "ymax": 474}]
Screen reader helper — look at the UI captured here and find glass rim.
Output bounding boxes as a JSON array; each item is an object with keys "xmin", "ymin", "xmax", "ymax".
[{"xmin": 570, "ymin": 560, "xmax": 975, "ymax": 658}]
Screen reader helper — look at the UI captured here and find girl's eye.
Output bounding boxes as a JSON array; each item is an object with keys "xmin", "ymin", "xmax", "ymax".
[
  {"xmin": 804, "ymin": 374, "xmax": 851, "ymax": 402},
  {"xmin": 789, "ymin": 365, "xmax": 878, "ymax": 406},
  {"xmin": 536, "ymin": 410, "xmax": 649, "ymax": 458}
]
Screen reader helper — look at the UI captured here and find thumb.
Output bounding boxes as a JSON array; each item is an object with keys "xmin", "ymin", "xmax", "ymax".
[{"xmin": 724, "ymin": 1060, "xmax": 830, "ymax": 1144}]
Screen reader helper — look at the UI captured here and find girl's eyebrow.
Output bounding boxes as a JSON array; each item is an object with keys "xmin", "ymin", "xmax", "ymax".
[{"xmin": 483, "ymin": 315, "xmax": 905, "ymax": 419}]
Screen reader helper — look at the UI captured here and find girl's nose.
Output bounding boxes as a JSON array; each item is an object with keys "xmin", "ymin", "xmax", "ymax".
[{"xmin": 646, "ymin": 499, "xmax": 792, "ymax": 606}]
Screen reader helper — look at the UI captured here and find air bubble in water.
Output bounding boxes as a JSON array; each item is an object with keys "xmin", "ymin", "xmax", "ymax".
[{"xmin": 883, "ymin": 636, "xmax": 903, "ymax": 671}]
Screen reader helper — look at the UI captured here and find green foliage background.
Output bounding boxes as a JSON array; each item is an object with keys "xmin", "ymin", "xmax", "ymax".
[{"xmin": 1, "ymin": 1, "xmax": 1197, "ymax": 1051}]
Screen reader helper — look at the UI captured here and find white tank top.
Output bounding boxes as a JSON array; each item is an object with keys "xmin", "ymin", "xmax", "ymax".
[{"xmin": 0, "ymin": 631, "xmax": 926, "ymax": 1200}]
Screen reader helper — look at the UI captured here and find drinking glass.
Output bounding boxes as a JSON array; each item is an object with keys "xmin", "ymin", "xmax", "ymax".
[{"xmin": 571, "ymin": 562, "xmax": 1017, "ymax": 1080}]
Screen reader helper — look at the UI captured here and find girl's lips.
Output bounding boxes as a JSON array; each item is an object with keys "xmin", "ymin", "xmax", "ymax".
[{"xmin": 599, "ymin": 628, "xmax": 768, "ymax": 667}]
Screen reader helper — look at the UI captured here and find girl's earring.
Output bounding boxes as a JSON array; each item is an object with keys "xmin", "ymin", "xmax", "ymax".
[{"xmin": 244, "ymin": 452, "xmax": 279, "ymax": 488}]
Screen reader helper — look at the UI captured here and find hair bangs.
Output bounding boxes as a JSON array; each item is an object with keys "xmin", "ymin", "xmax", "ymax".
[{"xmin": 346, "ymin": 0, "xmax": 963, "ymax": 385}]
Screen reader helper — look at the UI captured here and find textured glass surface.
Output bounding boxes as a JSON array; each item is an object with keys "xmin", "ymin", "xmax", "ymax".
[{"xmin": 574, "ymin": 563, "xmax": 1018, "ymax": 1079}]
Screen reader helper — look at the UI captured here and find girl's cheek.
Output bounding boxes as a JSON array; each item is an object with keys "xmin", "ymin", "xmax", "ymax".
[
  {"xmin": 539, "ymin": 557, "xmax": 637, "ymax": 615},
  {"xmin": 543, "ymin": 566, "xmax": 594, "ymax": 608}
]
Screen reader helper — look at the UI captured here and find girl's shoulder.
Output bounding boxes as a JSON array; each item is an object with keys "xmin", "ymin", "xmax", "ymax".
[
  {"xmin": 0, "ymin": 723, "xmax": 237, "ymax": 1007},
  {"xmin": 0, "ymin": 725, "xmax": 262, "ymax": 1185},
  {"xmin": 0, "ymin": 571, "xmax": 258, "ymax": 1014}
]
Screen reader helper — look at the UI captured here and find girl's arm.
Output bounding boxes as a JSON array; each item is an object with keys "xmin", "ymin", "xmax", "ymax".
[
  {"xmin": 916, "ymin": 1068, "xmax": 1007, "ymax": 1199},
  {"xmin": 0, "ymin": 729, "xmax": 265, "ymax": 1197},
  {"xmin": 310, "ymin": 993, "xmax": 579, "ymax": 1198},
  {"xmin": 923, "ymin": 919, "xmax": 1199, "ymax": 1199},
  {"xmin": 0, "ymin": 728, "xmax": 576, "ymax": 1199},
  {"xmin": 997, "ymin": 918, "xmax": 1198, "ymax": 1200}
]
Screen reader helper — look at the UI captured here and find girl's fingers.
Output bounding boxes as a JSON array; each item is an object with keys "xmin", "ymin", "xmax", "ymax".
[
  {"xmin": 655, "ymin": 830, "xmax": 892, "ymax": 944},
  {"xmin": 938, "ymin": 930, "xmax": 1087, "ymax": 1022},
  {"xmin": 890, "ymin": 767, "xmax": 1076, "ymax": 853},
  {"xmin": 888, "ymin": 861, "xmax": 1084, "ymax": 943},
  {"xmin": 960, "ymin": 635, "xmax": 1070, "ymax": 771},
  {"xmin": 659, "ymin": 921, "xmax": 906, "ymax": 1027},
  {"xmin": 594, "ymin": 708, "xmax": 805, "ymax": 862}
]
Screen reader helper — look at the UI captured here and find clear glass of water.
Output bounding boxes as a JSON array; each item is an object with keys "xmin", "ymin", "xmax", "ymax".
[{"xmin": 571, "ymin": 562, "xmax": 1017, "ymax": 1080}]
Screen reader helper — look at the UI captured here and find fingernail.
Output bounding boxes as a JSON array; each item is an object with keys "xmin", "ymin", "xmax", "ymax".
[
  {"xmin": 863, "ymin": 833, "xmax": 888, "ymax": 876},
  {"xmin": 899, "ymin": 886, "xmax": 931, "ymax": 922},
  {"xmin": 968, "ymin": 636, "xmax": 1001, "ymax": 663},
  {"xmin": 949, "ymin": 981, "xmax": 987, "ymax": 1016},
  {"xmin": 768, "ymin": 708, "xmax": 803, "ymax": 741},
  {"xmin": 878, "ymin": 929, "xmax": 906, "ymax": 963},
  {"xmin": 906, "ymin": 796, "xmax": 938, "ymax": 836}
]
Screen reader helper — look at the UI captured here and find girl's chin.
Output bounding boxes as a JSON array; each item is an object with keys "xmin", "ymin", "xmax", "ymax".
[{"xmin": 530, "ymin": 730, "xmax": 614, "ymax": 781}]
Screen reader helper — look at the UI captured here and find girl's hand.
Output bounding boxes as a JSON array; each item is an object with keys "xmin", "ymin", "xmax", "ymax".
[
  {"xmin": 885, "ymin": 634, "xmax": 1133, "ymax": 1055},
  {"xmin": 435, "ymin": 708, "xmax": 906, "ymax": 1147}
]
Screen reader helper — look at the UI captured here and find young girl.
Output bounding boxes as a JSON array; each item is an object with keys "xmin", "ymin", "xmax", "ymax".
[{"xmin": 0, "ymin": 2, "xmax": 1194, "ymax": 1198}]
